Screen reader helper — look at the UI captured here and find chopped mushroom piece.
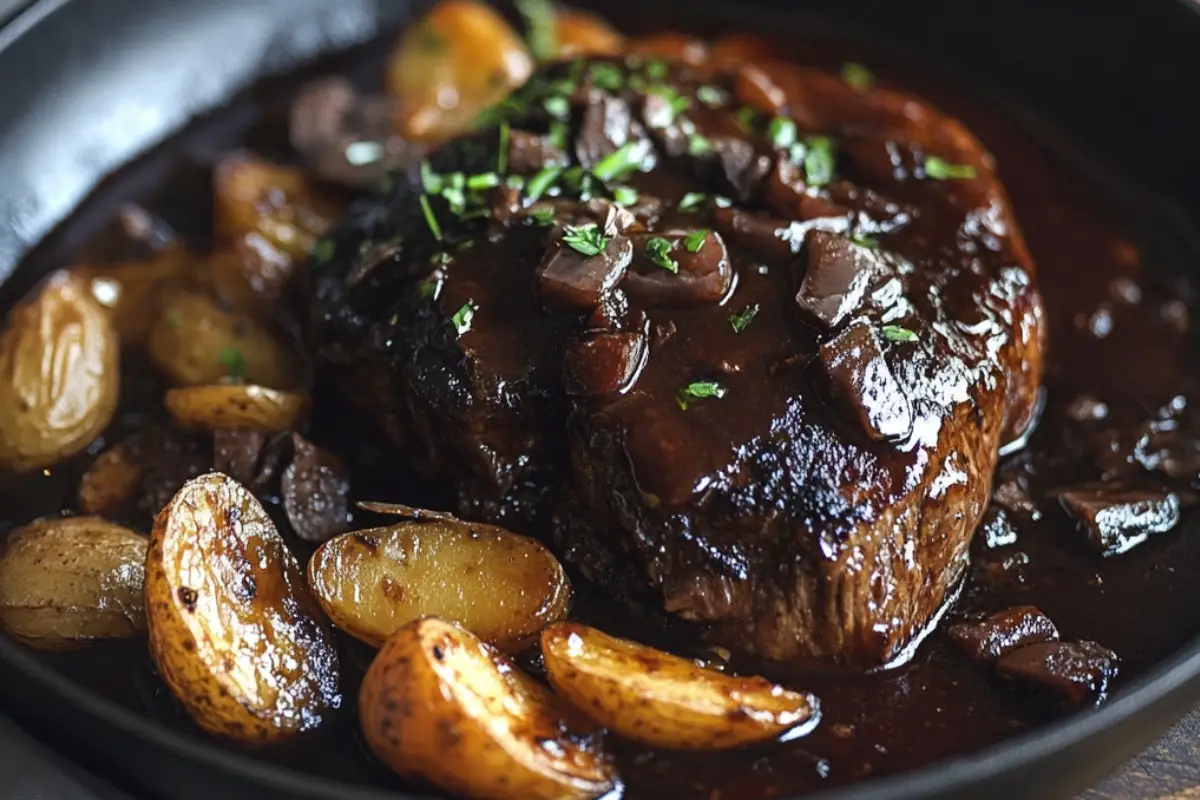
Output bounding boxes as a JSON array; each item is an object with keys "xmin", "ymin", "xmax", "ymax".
[
  {"xmin": 1058, "ymin": 485, "xmax": 1182, "ymax": 556},
  {"xmin": 537, "ymin": 235, "xmax": 633, "ymax": 309},
  {"xmin": 792, "ymin": 231, "xmax": 879, "ymax": 331},
  {"xmin": 623, "ymin": 230, "xmax": 732, "ymax": 307},
  {"xmin": 996, "ymin": 640, "xmax": 1120, "ymax": 705},
  {"xmin": 947, "ymin": 606, "xmax": 1059, "ymax": 662},
  {"xmin": 815, "ymin": 320, "xmax": 914, "ymax": 442},
  {"xmin": 563, "ymin": 331, "xmax": 647, "ymax": 396}
]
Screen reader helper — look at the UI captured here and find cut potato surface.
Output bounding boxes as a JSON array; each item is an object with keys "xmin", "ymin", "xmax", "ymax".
[
  {"xmin": 164, "ymin": 384, "xmax": 310, "ymax": 432},
  {"xmin": 0, "ymin": 516, "xmax": 146, "ymax": 650},
  {"xmin": 359, "ymin": 617, "xmax": 615, "ymax": 800},
  {"xmin": 308, "ymin": 515, "xmax": 570, "ymax": 650},
  {"xmin": 542, "ymin": 622, "xmax": 820, "ymax": 750},
  {"xmin": 146, "ymin": 473, "xmax": 340, "ymax": 744}
]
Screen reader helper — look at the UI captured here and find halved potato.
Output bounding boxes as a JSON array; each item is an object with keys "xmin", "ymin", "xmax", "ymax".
[
  {"xmin": 541, "ymin": 622, "xmax": 820, "ymax": 750},
  {"xmin": 73, "ymin": 245, "xmax": 194, "ymax": 347},
  {"xmin": 164, "ymin": 384, "xmax": 310, "ymax": 432},
  {"xmin": 554, "ymin": 8, "xmax": 624, "ymax": 58},
  {"xmin": 359, "ymin": 617, "xmax": 615, "ymax": 800},
  {"xmin": 385, "ymin": 0, "xmax": 533, "ymax": 141},
  {"xmin": 146, "ymin": 473, "xmax": 340, "ymax": 744},
  {"xmin": 0, "ymin": 272, "xmax": 120, "ymax": 473},
  {"xmin": 78, "ymin": 438, "xmax": 143, "ymax": 517},
  {"xmin": 308, "ymin": 515, "xmax": 570, "ymax": 650},
  {"xmin": 0, "ymin": 516, "xmax": 146, "ymax": 650}
]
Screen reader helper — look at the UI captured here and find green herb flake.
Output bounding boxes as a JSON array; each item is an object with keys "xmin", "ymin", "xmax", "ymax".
[
  {"xmin": 543, "ymin": 95, "xmax": 571, "ymax": 120},
  {"xmin": 688, "ymin": 134, "xmax": 713, "ymax": 157},
  {"xmin": 735, "ymin": 106, "xmax": 760, "ymax": 132},
  {"xmin": 530, "ymin": 206, "xmax": 556, "ymax": 226},
  {"xmin": 645, "ymin": 237, "xmax": 678, "ymax": 273},
  {"xmin": 217, "ymin": 346, "xmax": 245, "ymax": 380},
  {"xmin": 882, "ymin": 325, "xmax": 918, "ymax": 343},
  {"xmin": 526, "ymin": 164, "xmax": 564, "ymax": 201},
  {"xmin": 516, "ymin": 0, "xmax": 556, "ymax": 61},
  {"xmin": 713, "ymin": 195, "xmax": 733, "ymax": 208},
  {"xmin": 451, "ymin": 300, "xmax": 477, "ymax": 335},
  {"xmin": 676, "ymin": 380, "xmax": 727, "ymax": 409},
  {"xmin": 467, "ymin": 172, "xmax": 501, "ymax": 191},
  {"xmin": 851, "ymin": 234, "xmax": 879, "ymax": 249},
  {"xmin": 841, "ymin": 62, "xmax": 874, "ymax": 92},
  {"xmin": 589, "ymin": 62, "xmax": 624, "ymax": 91},
  {"xmin": 419, "ymin": 194, "xmax": 443, "ymax": 241},
  {"xmin": 804, "ymin": 136, "xmax": 837, "ymax": 187},
  {"xmin": 506, "ymin": 174, "xmax": 526, "ymax": 190},
  {"xmin": 696, "ymin": 85, "xmax": 725, "ymax": 107},
  {"xmin": 592, "ymin": 141, "xmax": 645, "ymax": 182},
  {"xmin": 645, "ymin": 59, "xmax": 668, "ymax": 80},
  {"xmin": 497, "ymin": 122, "xmax": 510, "ymax": 174},
  {"xmin": 441, "ymin": 185, "xmax": 466, "ymax": 215},
  {"xmin": 547, "ymin": 120, "xmax": 569, "ymax": 150},
  {"xmin": 728, "ymin": 304, "xmax": 759, "ymax": 333},
  {"xmin": 311, "ymin": 238, "xmax": 335, "ymax": 264},
  {"xmin": 683, "ymin": 229, "xmax": 709, "ymax": 253},
  {"xmin": 678, "ymin": 192, "xmax": 707, "ymax": 212},
  {"xmin": 612, "ymin": 185, "xmax": 639, "ymax": 206},
  {"xmin": 563, "ymin": 223, "xmax": 610, "ymax": 256},
  {"xmin": 420, "ymin": 160, "xmax": 443, "ymax": 195},
  {"xmin": 767, "ymin": 116, "xmax": 798, "ymax": 149},
  {"xmin": 924, "ymin": 156, "xmax": 977, "ymax": 181},
  {"xmin": 645, "ymin": 85, "xmax": 690, "ymax": 128}
]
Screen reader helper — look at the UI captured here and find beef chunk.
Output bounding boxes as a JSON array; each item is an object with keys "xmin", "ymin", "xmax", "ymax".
[
  {"xmin": 308, "ymin": 56, "xmax": 1045, "ymax": 666},
  {"xmin": 947, "ymin": 606, "xmax": 1059, "ymax": 661},
  {"xmin": 1058, "ymin": 485, "xmax": 1182, "ymax": 556},
  {"xmin": 282, "ymin": 434, "xmax": 351, "ymax": 543},
  {"xmin": 996, "ymin": 640, "xmax": 1120, "ymax": 705}
]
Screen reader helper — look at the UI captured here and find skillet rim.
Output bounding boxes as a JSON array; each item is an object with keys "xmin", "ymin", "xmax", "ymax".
[{"xmin": 1, "ymin": 0, "xmax": 1200, "ymax": 798}]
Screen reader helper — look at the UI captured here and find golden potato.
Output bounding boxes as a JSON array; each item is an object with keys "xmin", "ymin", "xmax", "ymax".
[
  {"xmin": 359, "ymin": 617, "xmax": 615, "ymax": 800},
  {"xmin": 554, "ymin": 9, "xmax": 624, "ymax": 58},
  {"xmin": 146, "ymin": 473, "xmax": 340, "ymax": 744},
  {"xmin": 207, "ymin": 235, "xmax": 293, "ymax": 316},
  {"xmin": 0, "ymin": 272, "xmax": 119, "ymax": 473},
  {"xmin": 77, "ymin": 439, "xmax": 143, "ymax": 517},
  {"xmin": 164, "ymin": 384, "xmax": 310, "ymax": 432},
  {"xmin": 213, "ymin": 153, "xmax": 340, "ymax": 261},
  {"xmin": 541, "ymin": 622, "xmax": 820, "ymax": 750},
  {"xmin": 308, "ymin": 515, "xmax": 570, "ymax": 650},
  {"xmin": 386, "ymin": 0, "xmax": 533, "ymax": 141},
  {"xmin": 73, "ymin": 245, "xmax": 194, "ymax": 347},
  {"xmin": 146, "ymin": 288, "xmax": 302, "ymax": 389},
  {"xmin": 0, "ymin": 516, "xmax": 146, "ymax": 650},
  {"xmin": 626, "ymin": 32, "xmax": 709, "ymax": 66}
]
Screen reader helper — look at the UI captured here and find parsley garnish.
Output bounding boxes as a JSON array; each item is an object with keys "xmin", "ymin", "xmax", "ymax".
[
  {"xmin": 676, "ymin": 381, "xmax": 726, "ymax": 409},
  {"xmin": 696, "ymin": 85, "xmax": 725, "ymax": 107},
  {"xmin": 612, "ymin": 185, "xmax": 639, "ymax": 205},
  {"xmin": 526, "ymin": 165, "xmax": 563, "ymax": 201},
  {"xmin": 841, "ymin": 62, "xmax": 873, "ymax": 92},
  {"xmin": 543, "ymin": 95, "xmax": 570, "ymax": 120},
  {"xmin": 548, "ymin": 120, "xmax": 569, "ymax": 150},
  {"xmin": 592, "ymin": 141, "xmax": 645, "ymax": 182},
  {"xmin": 497, "ymin": 122, "xmax": 510, "ymax": 174},
  {"xmin": 589, "ymin": 62, "xmax": 624, "ymax": 91},
  {"xmin": 420, "ymin": 160, "xmax": 443, "ymax": 194},
  {"xmin": 217, "ymin": 346, "xmax": 245, "ymax": 380},
  {"xmin": 419, "ymin": 194, "xmax": 443, "ymax": 240},
  {"xmin": 311, "ymin": 238, "xmax": 335, "ymax": 264},
  {"xmin": 735, "ymin": 106, "xmax": 760, "ymax": 132},
  {"xmin": 506, "ymin": 174, "xmax": 526, "ymax": 190},
  {"xmin": 767, "ymin": 117, "xmax": 797, "ymax": 149},
  {"xmin": 804, "ymin": 136, "xmax": 836, "ymax": 187},
  {"xmin": 645, "ymin": 59, "xmax": 668, "ymax": 80},
  {"xmin": 467, "ymin": 172, "xmax": 501, "ymax": 191},
  {"xmin": 646, "ymin": 86, "xmax": 690, "ymax": 128},
  {"xmin": 530, "ymin": 206, "xmax": 556, "ymax": 226},
  {"xmin": 563, "ymin": 224, "xmax": 609, "ymax": 256},
  {"xmin": 516, "ymin": 0, "xmax": 556, "ymax": 61},
  {"xmin": 678, "ymin": 192, "xmax": 707, "ymax": 212},
  {"xmin": 924, "ymin": 156, "xmax": 977, "ymax": 180},
  {"xmin": 688, "ymin": 134, "xmax": 713, "ymax": 156},
  {"xmin": 645, "ymin": 237, "xmax": 678, "ymax": 273},
  {"xmin": 441, "ymin": 184, "xmax": 466, "ymax": 215},
  {"xmin": 683, "ymin": 229, "xmax": 709, "ymax": 252},
  {"xmin": 451, "ymin": 300, "xmax": 477, "ymax": 335},
  {"xmin": 851, "ymin": 234, "xmax": 879, "ymax": 249},
  {"xmin": 882, "ymin": 325, "xmax": 918, "ymax": 343},
  {"xmin": 729, "ymin": 304, "xmax": 759, "ymax": 333}
]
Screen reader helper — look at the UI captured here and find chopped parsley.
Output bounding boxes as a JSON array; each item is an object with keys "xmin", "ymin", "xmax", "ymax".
[
  {"xmin": 678, "ymin": 192, "xmax": 707, "ymax": 212},
  {"xmin": 683, "ymin": 229, "xmax": 709, "ymax": 253},
  {"xmin": 841, "ymin": 62, "xmax": 874, "ymax": 92},
  {"xmin": 688, "ymin": 134, "xmax": 713, "ymax": 156},
  {"xmin": 563, "ymin": 223, "xmax": 609, "ymax": 256},
  {"xmin": 767, "ymin": 117, "xmax": 798, "ymax": 149},
  {"xmin": 548, "ymin": 119, "xmax": 569, "ymax": 150},
  {"xmin": 804, "ymin": 136, "xmax": 837, "ymax": 187},
  {"xmin": 589, "ymin": 62, "xmax": 624, "ymax": 91},
  {"xmin": 526, "ymin": 164, "xmax": 563, "ymax": 201},
  {"xmin": 543, "ymin": 95, "xmax": 571, "ymax": 120},
  {"xmin": 882, "ymin": 325, "xmax": 918, "ymax": 343},
  {"xmin": 735, "ymin": 106, "xmax": 760, "ymax": 132},
  {"xmin": 696, "ymin": 85, "xmax": 725, "ymax": 107},
  {"xmin": 645, "ymin": 237, "xmax": 678, "ymax": 273},
  {"xmin": 592, "ymin": 141, "xmax": 646, "ymax": 182},
  {"xmin": 729, "ymin": 304, "xmax": 759, "ymax": 333},
  {"xmin": 441, "ymin": 184, "xmax": 466, "ymax": 215},
  {"xmin": 612, "ymin": 185, "xmax": 639, "ymax": 205},
  {"xmin": 451, "ymin": 300, "xmax": 477, "ymax": 335},
  {"xmin": 645, "ymin": 86, "xmax": 690, "ymax": 128},
  {"xmin": 497, "ymin": 121, "xmax": 510, "ymax": 174},
  {"xmin": 506, "ymin": 174, "xmax": 526, "ymax": 190},
  {"xmin": 676, "ymin": 381, "xmax": 727, "ymax": 409},
  {"xmin": 466, "ymin": 172, "xmax": 501, "ymax": 191},
  {"xmin": 420, "ymin": 160, "xmax": 443, "ymax": 194},
  {"xmin": 924, "ymin": 156, "xmax": 977, "ymax": 180},
  {"xmin": 419, "ymin": 194, "xmax": 443, "ymax": 240},
  {"xmin": 516, "ymin": 0, "xmax": 556, "ymax": 61},
  {"xmin": 530, "ymin": 206, "xmax": 556, "ymax": 226},
  {"xmin": 311, "ymin": 237, "xmax": 335, "ymax": 264},
  {"xmin": 217, "ymin": 346, "xmax": 245, "ymax": 380},
  {"xmin": 851, "ymin": 234, "xmax": 879, "ymax": 249},
  {"xmin": 645, "ymin": 59, "xmax": 669, "ymax": 80}
]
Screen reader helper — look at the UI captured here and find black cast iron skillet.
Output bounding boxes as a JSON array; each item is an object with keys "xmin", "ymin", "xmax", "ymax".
[{"xmin": 1, "ymin": 0, "xmax": 1199, "ymax": 798}]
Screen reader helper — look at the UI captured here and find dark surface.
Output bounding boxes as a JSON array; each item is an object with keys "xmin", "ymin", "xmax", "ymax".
[{"xmin": 0, "ymin": 1, "xmax": 1199, "ymax": 800}]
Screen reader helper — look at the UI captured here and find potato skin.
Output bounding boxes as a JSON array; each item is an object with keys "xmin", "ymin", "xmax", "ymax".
[
  {"xmin": 359, "ymin": 617, "xmax": 615, "ymax": 800},
  {"xmin": 164, "ymin": 384, "xmax": 310, "ymax": 432},
  {"xmin": 308, "ymin": 518, "xmax": 569, "ymax": 650},
  {"xmin": 146, "ymin": 473, "xmax": 340, "ymax": 744},
  {"xmin": 541, "ymin": 622, "xmax": 820, "ymax": 750},
  {"xmin": 78, "ymin": 439, "xmax": 143, "ymax": 517},
  {"xmin": 0, "ymin": 516, "xmax": 146, "ymax": 650},
  {"xmin": 0, "ymin": 272, "xmax": 119, "ymax": 473}
]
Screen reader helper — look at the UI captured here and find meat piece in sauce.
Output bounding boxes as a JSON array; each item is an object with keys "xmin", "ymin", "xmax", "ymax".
[
  {"xmin": 947, "ymin": 606, "xmax": 1059, "ymax": 662},
  {"xmin": 308, "ymin": 54, "xmax": 1045, "ymax": 667},
  {"xmin": 1058, "ymin": 485, "xmax": 1182, "ymax": 556},
  {"xmin": 996, "ymin": 640, "xmax": 1120, "ymax": 705},
  {"xmin": 281, "ymin": 433, "xmax": 352, "ymax": 543}
]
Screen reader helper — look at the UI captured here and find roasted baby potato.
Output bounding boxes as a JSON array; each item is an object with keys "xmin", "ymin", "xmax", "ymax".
[
  {"xmin": 359, "ymin": 617, "xmax": 615, "ymax": 800},
  {"xmin": 146, "ymin": 473, "xmax": 340, "ymax": 744},
  {"xmin": 0, "ymin": 516, "xmax": 146, "ymax": 650},
  {"xmin": 308, "ymin": 515, "xmax": 569, "ymax": 650},
  {"xmin": 164, "ymin": 385, "xmax": 310, "ymax": 432},
  {"xmin": 0, "ymin": 272, "xmax": 119, "ymax": 473},
  {"xmin": 146, "ymin": 288, "xmax": 302, "ymax": 389},
  {"xmin": 213, "ymin": 153, "xmax": 340, "ymax": 261},
  {"xmin": 77, "ymin": 438, "xmax": 143, "ymax": 517},
  {"xmin": 73, "ymin": 245, "xmax": 193, "ymax": 347},
  {"xmin": 541, "ymin": 622, "xmax": 820, "ymax": 750},
  {"xmin": 386, "ymin": 0, "xmax": 534, "ymax": 141},
  {"xmin": 554, "ymin": 8, "xmax": 624, "ymax": 58},
  {"xmin": 207, "ymin": 235, "xmax": 294, "ymax": 317}
]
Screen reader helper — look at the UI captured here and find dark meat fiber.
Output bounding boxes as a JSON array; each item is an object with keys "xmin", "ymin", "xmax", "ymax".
[{"xmin": 307, "ymin": 56, "xmax": 1044, "ymax": 667}]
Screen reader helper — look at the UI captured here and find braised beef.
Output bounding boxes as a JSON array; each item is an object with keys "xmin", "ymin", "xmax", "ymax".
[
  {"xmin": 947, "ymin": 606, "xmax": 1059, "ymax": 662},
  {"xmin": 996, "ymin": 641, "xmax": 1120, "ymax": 705},
  {"xmin": 1058, "ymin": 485, "xmax": 1182, "ymax": 556},
  {"xmin": 814, "ymin": 320, "xmax": 914, "ymax": 442}
]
